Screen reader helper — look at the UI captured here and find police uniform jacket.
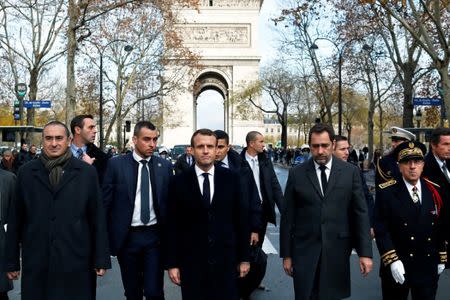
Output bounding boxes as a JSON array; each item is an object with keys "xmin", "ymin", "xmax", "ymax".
[
  {"xmin": 376, "ymin": 151, "xmax": 401, "ymax": 185},
  {"xmin": 374, "ymin": 178, "xmax": 447, "ymax": 285}
]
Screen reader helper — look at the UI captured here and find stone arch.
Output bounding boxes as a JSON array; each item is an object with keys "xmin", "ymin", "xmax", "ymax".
[{"xmin": 192, "ymin": 70, "xmax": 230, "ymax": 131}]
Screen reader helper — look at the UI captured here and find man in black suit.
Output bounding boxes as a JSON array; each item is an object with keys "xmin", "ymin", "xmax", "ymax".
[
  {"xmin": 214, "ymin": 129, "xmax": 261, "ymax": 244},
  {"xmin": 374, "ymin": 141, "xmax": 446, "ymax": 300},
  {"xmin": 240, "ymin": 131, "xmax": 284, "ymax": 248},
  {"xmin": 6, "ymin": 121, "xmax": 110, "ymax": 300},
  {"xmin": 280, "ymin": 123, "xmax": 373, "ymax": 300},
  {"xmin": 166, "ymin": 129, "xmax": 250, "ymax": 300},
  {"xmin": 70, "ymin": 114, "xmax": 110, "ymax": 183},
  {"xmin": 102, "ymin": 121, "xmax": 173, "ymax": 300},
  {"xmin": 423, "ymin": 127, "xmax": 450, "ymax": 267},
  {"xmin": 173, "ymin": 146, "xmax": 194, "ymax": 175}
]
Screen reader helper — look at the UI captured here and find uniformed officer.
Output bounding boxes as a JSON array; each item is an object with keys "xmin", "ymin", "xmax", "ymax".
[
  {"xmin": 374, "ymin": 141, "xmax": 447, "ymax": 300},
  {"xmin": 376, "ymin": 127, "xmax": 415, "ymax": 185}
]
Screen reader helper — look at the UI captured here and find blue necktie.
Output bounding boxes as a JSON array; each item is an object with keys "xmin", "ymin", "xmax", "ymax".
[
  {"xmin": 76, "ymin": 148, "xmax": 83, "ymax": 159},
  {"xmin": 140, "ymin": 160, "xmax": 150, "ymax": 224}
]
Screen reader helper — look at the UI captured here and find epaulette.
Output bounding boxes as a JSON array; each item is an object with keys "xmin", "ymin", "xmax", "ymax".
[
  {"xmin": 439, "ymin": 251, "xmax": 447, "ymax": 263},
  {"xmin": 378, "ymin": 179, "xmax": 396, "ymax": 189},
  {"xmin": 423, "ymin": 177, "xmax": 440, "ymax": 188},
  {"xmin": 376, "ymin": 158, "xmax": 392, "ymax": 182},
  {"xmin": 381, "ymin": 249, "xmax": 399, "ymax": 267}
]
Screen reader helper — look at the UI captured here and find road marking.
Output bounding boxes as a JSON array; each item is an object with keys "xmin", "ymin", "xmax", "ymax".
[{"xmin": 263, "ymin": 235, "xmax": 278, "ymax": 254}]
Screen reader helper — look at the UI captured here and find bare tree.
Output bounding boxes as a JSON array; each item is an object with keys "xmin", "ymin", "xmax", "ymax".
[{"xmin": 0, "ymin": 0, "xmax": 67, "ymax": 126}]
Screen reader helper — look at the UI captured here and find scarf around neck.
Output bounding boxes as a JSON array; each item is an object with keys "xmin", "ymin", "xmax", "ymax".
[{"xmin": 39, "ymin": 148, "xmax": 72, "ymax": 188}]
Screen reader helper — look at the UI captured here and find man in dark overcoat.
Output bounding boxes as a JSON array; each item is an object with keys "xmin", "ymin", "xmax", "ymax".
[
  {"xmin": 374, "ymin": 141, "xmax": 447, "ymax": 300},
  {"xmin": 0, "ymin": 169, "xmax": 15, "ymax": 299},
  {"xmin": 173, "ymin": 146, "xmax": 194, "ymax": 175},
  {"xmin": 166, "ymin": 129, "xmax": 251, "ymax": 300},
  {"xmin": 280, "ymin": 123, "xmax": 373, "ymax": 300},
  {"xmin": 5, "ymin": 121, "xmax": 111, "ymax": 300}
]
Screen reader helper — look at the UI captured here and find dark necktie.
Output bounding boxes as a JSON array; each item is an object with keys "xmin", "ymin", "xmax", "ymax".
[
  {"xmin": 202, "ymin": 173, "xmax": 210, "ymax": 206},
  {"xmin": 76, "ymin": 148, "xmax": 83, "ymax": 160},
  {"xmin": 442, "ymin": 162, "xmax": 450, "ymax": 183},
  {"xmin": 140, "ymin": 160, "xmax": 150, "ymax": 224},
  {"xmin": 319, "ymin": 165, "xmax": 327, "ymax": 195}
]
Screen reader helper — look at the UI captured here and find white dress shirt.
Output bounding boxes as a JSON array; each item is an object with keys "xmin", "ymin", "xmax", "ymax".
[
  {"xmin": 131, "ymin": 151, "xmax": 157, "ymax": 226},
  {"xmin": 195, "ymin": 165, "xmax": 215, "ymax": 203},
  {"xmin": 403, "ymin": 178, "xmax": 422, "ymax": 204},
  {"xmin": 220, "ymin": 155, "xmax": 230, "ymax": 169},
  {"xmin": 245, "ymin": 152, "xmax": 263, "ymax": 202},
  {"xmin": 313, "ymin": 158, "xmax": 332, "ymax": 195}
]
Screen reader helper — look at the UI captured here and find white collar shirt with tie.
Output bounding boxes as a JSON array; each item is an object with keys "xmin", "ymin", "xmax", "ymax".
[
  {"xmin": 186, "ymin": 155, "xmax": 193, "ymax": 166},
  {"xmin": 245, "ymin": 152, "xmax": 263, "ymax": 203},
  {"xmin": 313, "ymin": 158, "xmax": 333, "ymax": 195},
  {"xmin": 403, "ymin": 178, "xmax": 422, "ymax": 204},
  {"xmin": 195, "ymin": 165, "xmax": 215, "ymax": 203},
  {"xmin": 131, "ymin": 151, "xmax": 157, "ymax": 226},
  {"xmin": 434, "ymin": 155, "xmax": 450, "ymax": 182}
]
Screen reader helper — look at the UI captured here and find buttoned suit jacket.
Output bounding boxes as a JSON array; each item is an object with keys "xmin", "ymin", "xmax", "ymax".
[
  {"xmin": 166, "ymin": 166, "xmax": 250, "ymax": 300},
  {"xmin": 374, "ymin": 178, "xmax": 446, "ymax": 285},
  {"xmin": 102, "ymin": 152, "xmax": 173, "ymax": 256},
  {"xmin": 174, "ymin": 153, "xmax": 194, "ymax": 175},
  {"xmin": 225, "ymin": 149, "xmax": 262, "ymax": 232},
  {"xmin": 240, "ymin": 148, "xmax": 284, "ymax": 225},
  {"xmin": 280, "ymin": 157, "xmax": 372, "ymax": 300}
]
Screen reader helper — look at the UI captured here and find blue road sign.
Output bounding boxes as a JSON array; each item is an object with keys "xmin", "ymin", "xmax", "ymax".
[
  {"xmin": 413, "ymin": 97, "xmax": 441, "ymax": 106},
  {"xmin": 23, "ymin": 100, "xmax": 51, "ymax": 108}
]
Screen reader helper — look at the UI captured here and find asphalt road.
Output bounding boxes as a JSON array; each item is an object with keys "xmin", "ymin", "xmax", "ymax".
[{"xmin": 7, "ymin": 166, "xmax": 450, "ymax": 299}]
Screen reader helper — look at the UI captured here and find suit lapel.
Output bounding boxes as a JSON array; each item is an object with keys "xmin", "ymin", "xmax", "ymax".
[
  {"xmin": 190, "ymin": 166, "xmax": 208, "ymax": 209},
  {"xmin": 306, "ymin": 159, "xmax": 323, "ymax": 198},
  {"xmin": 126, "ymin": 153, "xmax": 138, "ymax": 205},
  {"xmin": 211, "ymin": 167, "xmax": 222, "ymax": 207},
  {"xmin": 31, "ymin": 162, "xmax": 53, "ymax": 193},
  {"xmin": 54, "ymin": 158, "xmax": 80, "ymax": 195},
  {"xmin": 150, "ymin": 157, "xmax": 162, "ymax": 206},
  {"xmin": 324, "ymin": 157, "xmax": 340, "ymax": 199},
  {"xmin": 396, "ymin": 181, "xmax": 420, "ymax": 219}
]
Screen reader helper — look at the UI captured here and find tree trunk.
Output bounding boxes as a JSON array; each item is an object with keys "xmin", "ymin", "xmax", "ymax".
[
  {"xmin": 368, "ymin": 96, "xmax": 375, "ymax": 163},
  {"xmin": 116, "ymin": 117, "xmax": 123, "ymax": 151},
  {"xmin": 402, "ymin": 68, "xmax": 414, "ymax": 128},
  {"xmin": 27, "ymin": 67, "xmax": 39, "ymax": 126},
  {"xmin": 65, "ymin": 0, "xmax": 78, "ymax": 124},
  {"xmin": 378, "ymin": 101, "xmax": 384, "ymax": 150},
  {"xmin": 438, "ymin": 66, "xmax": 450, "ymax": 126}
]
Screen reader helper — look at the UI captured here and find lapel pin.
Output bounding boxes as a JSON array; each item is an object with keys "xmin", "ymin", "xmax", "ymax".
[{"xmin": 158, "ymin": 163, "xmax": 162, "ymax": 167}]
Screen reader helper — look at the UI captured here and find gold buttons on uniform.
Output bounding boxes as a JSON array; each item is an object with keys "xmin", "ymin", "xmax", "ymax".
[
  {"xmin": 404, "ymin": 223, "xmax": 408, "ymax": 226},
  {"xmin": 410, "ymin": 236, "xmax": 415, "ymax": 240},
  {"xmin": 428, "ymin": 238, "xmax": 431, "ymax": 241},
  {"xmin": 427, "ymin": 254, "xmax": 431, "ymax": 257},
  {"xmin": 410, "ymin": 253, "xmax": 414, "ymax": 257}
]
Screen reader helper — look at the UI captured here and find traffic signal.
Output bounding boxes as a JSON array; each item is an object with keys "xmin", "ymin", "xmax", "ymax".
[
  {"xmin": 125, "ymin": 120, "xmax": 131, "ymax": 132},
  {"xmin": 13, "ymin": 99, "xmax": 20, "ymax": 120}
]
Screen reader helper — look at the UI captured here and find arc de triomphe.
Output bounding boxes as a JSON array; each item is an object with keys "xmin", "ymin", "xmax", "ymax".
[{"xmin": 161, "ymin": 0, "xmax": 264, "ymax": 147}]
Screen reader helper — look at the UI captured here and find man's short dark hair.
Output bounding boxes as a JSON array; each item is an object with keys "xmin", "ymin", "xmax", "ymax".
[
  {"xmin": 191, "ymin": 129, "xmax": 217, "ymax": 147},
  {"xmin": 213, "ymin": 130, "xmax": 229, "ymax": 145},
  {"xmin": 308, "ymin": 123, "xmax": 335, "ymax": 145},
  {"xmin": 133, "ymin": 121, "xmax": 156, "ymax": 137},
  {"xmin": 70, "ymin": 114, "xmax": 94, "ymax": 135},
  {"xmin": 43, "ymin": 121, "xmax": 70, "ymax": 138},
  {"xmin": 430, "ymin": 127, "xmax": 450, "ymax": 145},
  {"xmin": 334, "ymin": 135, "xmax": 348, "ymax": 143},
  {"xmin": 245, "ymin": 131, "xmax": 262, "ymax": 145}
]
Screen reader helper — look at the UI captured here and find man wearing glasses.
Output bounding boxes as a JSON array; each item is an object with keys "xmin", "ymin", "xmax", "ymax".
[{"xmin": 280, "ymin": 123, "xmax": 373, "ymax": 300}]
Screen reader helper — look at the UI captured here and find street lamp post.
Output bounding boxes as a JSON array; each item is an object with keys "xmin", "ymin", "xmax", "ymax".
[
  {"xmin": 88, "ymin": 40, "xmax": 133, "ymax": 150},
  {"xmin": 415, "ymin": 109, "xmax": 422, "ymax": 141}
]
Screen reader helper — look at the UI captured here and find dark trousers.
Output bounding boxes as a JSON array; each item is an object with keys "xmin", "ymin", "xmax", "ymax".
[
  {"xmin": 0, "ymin": 292, "xmax": 8, "ymax": 300},
  {"xmin": 381, "ymin": 277, "xmax": 437, "ymax": 300},
  {"xmin": 117, "ymin": 226, "xmax": 164, "ymax": 300}
]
